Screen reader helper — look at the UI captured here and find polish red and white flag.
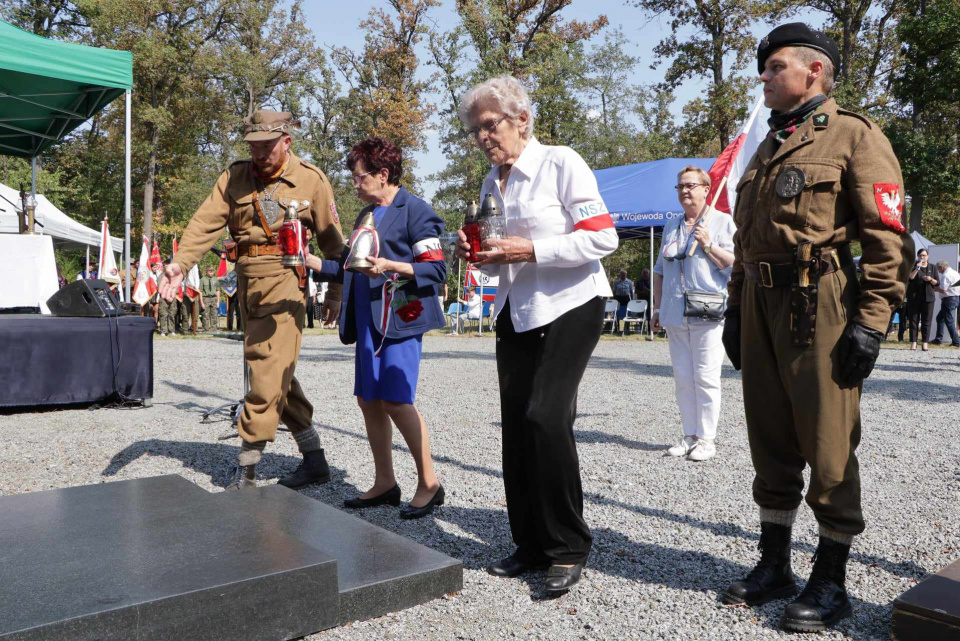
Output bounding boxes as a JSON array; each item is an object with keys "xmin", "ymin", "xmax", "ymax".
[
  {"xmin": 133, "ymin": 235, "xmax": 158, "ymax": 305},
  {"xmin": 707, "ymin": 96, "xmax": 769, "ymax": 214}
]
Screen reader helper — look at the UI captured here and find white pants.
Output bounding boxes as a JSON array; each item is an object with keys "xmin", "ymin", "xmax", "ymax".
[{"xmin": 666, "ymin": 321, "xmax": 724, "ymax": 440}]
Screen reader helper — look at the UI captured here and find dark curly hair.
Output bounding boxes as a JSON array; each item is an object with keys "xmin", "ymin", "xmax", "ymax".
[{"xmin": 346, "ymin": 137, "xmax": 403, "ymax": 186}]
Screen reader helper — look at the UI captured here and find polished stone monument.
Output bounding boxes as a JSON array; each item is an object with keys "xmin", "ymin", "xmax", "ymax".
[
  {"xmin": 892, "ymin": 559, "xmax": 960, "ymax": 641},
  {"xmin": 0, "ymin": 475, "xmax": 462, "ymax": 641}
]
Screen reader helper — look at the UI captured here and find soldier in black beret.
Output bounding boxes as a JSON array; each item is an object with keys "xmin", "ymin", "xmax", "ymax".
[{"xmin": 719, "ymin": 24, "xmax": 913, "ymax": 633}]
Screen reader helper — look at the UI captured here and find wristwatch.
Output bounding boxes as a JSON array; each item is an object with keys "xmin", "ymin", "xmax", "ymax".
[{"xmin": 703, "ymin": 242, "xmax": 713, "ymax": 254}]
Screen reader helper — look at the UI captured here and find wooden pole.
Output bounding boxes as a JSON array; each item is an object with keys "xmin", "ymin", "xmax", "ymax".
[{"xmin": 688, "ymin": 175, "xmax": 728, "ymax": 257}]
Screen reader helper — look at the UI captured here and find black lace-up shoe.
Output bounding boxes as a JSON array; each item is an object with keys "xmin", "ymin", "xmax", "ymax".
[
  {"xmin": 722, "ymin": 522, "xmax": 798, "ymax": 606},
  {"xmin": 781, "ymin": 537, "xmax": 853, "ymax": 632}
]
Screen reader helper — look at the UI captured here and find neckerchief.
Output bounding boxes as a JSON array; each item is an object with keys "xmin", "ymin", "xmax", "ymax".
[{"xmin": 768, "ymin": 94, "xmax": 827, "ymax": 144}]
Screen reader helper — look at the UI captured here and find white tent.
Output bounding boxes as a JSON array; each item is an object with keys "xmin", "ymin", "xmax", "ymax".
[{"xmin": 0, "ymin": 181, "xmax": 122, "ymax": 253}]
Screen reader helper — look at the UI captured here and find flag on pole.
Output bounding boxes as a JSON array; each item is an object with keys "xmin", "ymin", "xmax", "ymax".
[
  {"xmin": 98, "ymin": 219, "xmax": 121, "ymax": 285},
  {"xmin": 706, "ymin": 96, "xmax": 769, "ymax": 214},
  {"xmin": 184, "ymin": 264, "xmax": 202, "ymax": 301},
  {"xmin": 215, "ymin": 252, "xmax": 228, "ymax": 278},
  {"xmin": 172, "ymin": 235, "xmax": 184, "ymax": 301},
  {"xmin": 149, "ymin": 240, "xmax": 162, "ymax": 267},
  {"xmin": 133, "ymin": 235, "xmax": 158, "ymax": 305},
  {"xmin": 464, "ymin": 264, "xmax": 498, "ymax": 302}
]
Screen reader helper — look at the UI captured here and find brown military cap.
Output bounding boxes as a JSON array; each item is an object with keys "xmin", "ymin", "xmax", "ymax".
[{"xmin": 243, "ymin": 109, "xmax": 300, "ymax": 142}]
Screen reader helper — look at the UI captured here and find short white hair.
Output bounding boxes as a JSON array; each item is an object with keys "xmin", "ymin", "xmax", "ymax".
[
  {"xmin": 458, "ymin": 75, "xmax": 535, "ymax": 140},
  {"xmin": 937, "ymin": 259, "xmax": 950, "ymax": 269}
]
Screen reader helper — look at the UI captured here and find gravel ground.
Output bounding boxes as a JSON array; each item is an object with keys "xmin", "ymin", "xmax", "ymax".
[{"xmin": 3, "ymin": 331, "xmax": 958, "ymax": 641}]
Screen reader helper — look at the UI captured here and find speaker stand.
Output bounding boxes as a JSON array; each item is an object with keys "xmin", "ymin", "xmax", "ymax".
[{"xmin": 202, "ymin": 360, "xmax": 249, "ymax": 439}]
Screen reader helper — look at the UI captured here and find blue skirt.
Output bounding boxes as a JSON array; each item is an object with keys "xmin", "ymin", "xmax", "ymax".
[{"xmin": 352, "ymin": 273, "xmax": 422, "ymax": 404}]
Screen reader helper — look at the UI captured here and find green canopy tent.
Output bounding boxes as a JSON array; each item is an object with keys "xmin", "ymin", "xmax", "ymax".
[{"xmin": 0, "ymin": 20, "xmax": 134, "ymax": 297}]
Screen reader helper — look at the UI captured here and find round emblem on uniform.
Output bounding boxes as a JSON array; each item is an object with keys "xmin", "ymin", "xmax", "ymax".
[{"xmin": 776, "ymin": 167, "xmax": 806, "ymax": 198}]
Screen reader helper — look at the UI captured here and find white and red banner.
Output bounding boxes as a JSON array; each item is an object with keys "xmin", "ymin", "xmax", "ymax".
[
  {"xmin": 172, "ymin": 236, "xmax": 184, "ymax": 302},
  {"xmin": 132, "ymin": 235, "xmax": 158, "ymax": 306},
  {"xmin": 707, "ymin": 96, "xmax": 769, "ymax": 214},
  {"xmin": 464, "ymin": 264, "xmax": 497, "ymax": 301},
  {"xmin": 413, "ymin": 237, "xmax": 443, "ymax": 262},
  {"xmin": 185, "ymin": 264, "xmax": 202, "ymax": 301},
  {"xmin": 98, "ymin": 219, "xmax": 121, "ymax": 285}
]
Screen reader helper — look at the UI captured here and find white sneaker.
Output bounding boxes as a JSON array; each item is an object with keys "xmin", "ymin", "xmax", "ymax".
[
  {"xmin": 667, "ymin": 436, "xmax": 697, "ymax": 457},
  {"xmin": 688, "ymin": 439, "xmax": 716, "ymax": 462}
]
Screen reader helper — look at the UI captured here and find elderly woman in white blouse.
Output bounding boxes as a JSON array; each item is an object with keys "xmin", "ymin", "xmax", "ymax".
[
  {"xmin": 652, "ymin": 166, "xmax": 737, "ymax": 462},
  {"xmin": 455, "ymin": 75, "xmax": 618, "ymax": 593}
]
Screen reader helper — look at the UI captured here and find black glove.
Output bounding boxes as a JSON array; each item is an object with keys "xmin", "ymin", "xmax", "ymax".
[
  {"xmin": 722, "ymin": 307, "xmax": 741, "ymax": 370},
  {"xmin": 837, "ymin": 323, "xmax": 883, "ymax": 386}
]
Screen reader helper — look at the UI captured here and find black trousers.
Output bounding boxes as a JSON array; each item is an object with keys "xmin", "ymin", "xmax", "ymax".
[
  {"xmin": 909, "ymin": 300, "xmax": 934, "ymax": 343},
  {"xmin": 226, "ymin": 294, "xmax": 243, "ymax": 331},
  {"xmin": 306, "ymin": 295, "xmax": 316, "ymax": 329},
  {"xmin": 496, "ymin": 296, "xmax": 604, "ymax": 565}
]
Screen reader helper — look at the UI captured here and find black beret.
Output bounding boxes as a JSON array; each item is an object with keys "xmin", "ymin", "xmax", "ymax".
[{"xmin": 757, "ymin": 23, "xmax": 841, "ymax": 76}]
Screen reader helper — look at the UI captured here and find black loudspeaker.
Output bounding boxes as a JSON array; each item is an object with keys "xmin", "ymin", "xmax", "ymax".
[{"xmin": 47, "ymin": 279, "xmax": 122, "ymax": 317}]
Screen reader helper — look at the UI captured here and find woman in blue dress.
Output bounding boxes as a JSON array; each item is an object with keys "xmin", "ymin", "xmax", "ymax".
[{"xmin": 308, "ymin": 137, "xmax": 447, "ymax": 519}]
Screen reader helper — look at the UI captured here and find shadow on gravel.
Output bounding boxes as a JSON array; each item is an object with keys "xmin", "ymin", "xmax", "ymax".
[
  {"xmin": 101, "ymin": 438, "xmax": 354, "ymax": 491},
  {"xmin": 591, "ymin": 528, "xmax": 891, "ymax": 638},
  {"xmin": 864, "ymin": 377, "xmax": 960, "ymax": 402},
  {"xmin": 585, "ymin": 492, "xmax": 927, "ymax": 581},
  {"xmin": 162, "ymin": 380, "xmax": 235, "ymax": 403},
  {"xmin": 574, "ymin": 429, "xmax": 664, "ymax": 452},
  {"xmin": 297, "ymin": 345, "xmax": 498, "ymax": 363}
]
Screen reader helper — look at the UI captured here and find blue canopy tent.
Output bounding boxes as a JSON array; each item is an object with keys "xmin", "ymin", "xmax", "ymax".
[{"xmin": 594, "ymin": 157, "xmax": 715, "ymax": 338}]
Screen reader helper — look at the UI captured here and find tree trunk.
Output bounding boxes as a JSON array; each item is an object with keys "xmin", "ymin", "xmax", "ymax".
[
  {"xmin": 910, "ymin": 193, "xmax": 923, "ymax": 233},
  {"xmin": 142, "ymin": 122, "xmax": 159, "ymax": 241}
]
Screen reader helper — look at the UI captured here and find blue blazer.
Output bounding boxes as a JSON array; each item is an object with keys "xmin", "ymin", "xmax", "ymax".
[{"xmin": 314, "ymin": 187, "xmax": 447, "ymax": 345}]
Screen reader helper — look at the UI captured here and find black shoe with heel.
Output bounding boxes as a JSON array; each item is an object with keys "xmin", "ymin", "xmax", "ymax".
[
  {"xmin": 344, "ymin": 483, "xmax": 402, "ymax": 509},
  {"xmin": 399, "ymin": 485, "xmax": 444, "ymax": 520}
]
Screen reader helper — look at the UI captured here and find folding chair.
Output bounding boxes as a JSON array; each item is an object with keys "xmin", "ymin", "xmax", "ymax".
[
  {"xmin": 444, "ymin": 302, "xmax": 463, "ymax": 332},
  {"xmin": 623, "ymin": 299, "xmax": 648, "ymax": 335},
  {"xmin": 602, "ymin": 299, "xmax": 619, "ymax": 333}
]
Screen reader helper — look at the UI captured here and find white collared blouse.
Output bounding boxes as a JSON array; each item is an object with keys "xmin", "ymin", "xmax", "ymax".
[{"xmin": 479, "ymin": 138, "xmax": 619, "ymax": 332}]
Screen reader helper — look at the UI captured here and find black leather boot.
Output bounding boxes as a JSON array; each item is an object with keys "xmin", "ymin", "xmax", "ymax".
[
  {"xmin": 722, "ymin": 522, "xmax": 797, "ymax": 606},
  {"xmin": 277, "ymin": 449, "xmax": 331, "ymax": 489},
  {"xmin": 781, "ymin": 537, "xmax": 853, "ymax": 632}
]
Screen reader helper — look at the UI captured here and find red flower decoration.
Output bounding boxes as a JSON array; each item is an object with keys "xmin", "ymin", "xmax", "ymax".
[{"xmin": 396, "ymin": 298, "xmax": 423, "ymax": 322}]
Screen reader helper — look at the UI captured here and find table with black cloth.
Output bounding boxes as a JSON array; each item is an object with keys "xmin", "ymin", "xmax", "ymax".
[{"xmin": 0, "ymin": 314, "xmax": 154, "ymax": 407}]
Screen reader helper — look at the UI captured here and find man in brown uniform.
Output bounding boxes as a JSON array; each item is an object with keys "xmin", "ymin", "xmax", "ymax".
[
  {"xmin": 719, "ymin": 24, "xmax": 912, "ymax": 632},
  {"xmin": 160, "ymin": 110, "xmax": 344, "ymax": 490}
]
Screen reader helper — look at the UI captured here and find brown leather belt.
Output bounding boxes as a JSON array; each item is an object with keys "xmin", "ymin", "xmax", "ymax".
[
  {"xmin": 744, "ymin": 245, "xmax": 853, "ymax": 288},
  {"xmin": 237, "ymin": 243, "xmax": 282, "ymax": 258}
]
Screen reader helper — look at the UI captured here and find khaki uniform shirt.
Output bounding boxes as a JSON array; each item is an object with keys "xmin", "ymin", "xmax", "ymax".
[
  {"xmin": 728, "ymin": 98, "xmax": 912, "ymax": 333},
  {"xmin": 173, "ymin": 153, "xmax": 344, "ymax": 301}
]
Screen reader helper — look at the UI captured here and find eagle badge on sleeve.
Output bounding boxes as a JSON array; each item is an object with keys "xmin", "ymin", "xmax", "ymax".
[{"xmin": 874, "ymin": 183, "xmax": 905, "ymax": 233}]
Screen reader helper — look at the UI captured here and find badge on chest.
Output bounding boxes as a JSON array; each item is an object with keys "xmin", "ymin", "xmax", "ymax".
[{"xmin": 776, "ymin": 167, "xmax": 806, "ymax": 198}]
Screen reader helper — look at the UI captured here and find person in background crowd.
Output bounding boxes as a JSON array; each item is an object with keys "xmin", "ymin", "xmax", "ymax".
[
  {"xmin": 456, "ymin": 75, "xmax": 618, "ymax": 592},
  {"xmin": 56, "ymin": 264, "xmax": 67, "ymax": 289},
  {"xmin": 720, "ymin": 24, "xmax": 912, "ymax": 632},
  {"xmin": 150, "ymin": 262, "xmax": 163, "ymax": 326},
  {"xmin": 156, "ymin": 260, "xmax": 177, "ymax": 336},
  {"xmin": 906, "ymin": 248, "xmax": 937, "ymax": 351},
  {"xmin": 652, "ymin": 165, "xmax": 736, "ymax": 463},
  {"xmin": 84, "ymin": 262, "xmax": 98, "ymax": 280},
  {"xmin": 199, "ymin": 265, "xmax": 220, "ymax": 332},
  {"xmin": 612, "ymin": 269, "xmax": 634, "ymax": 334},
  {"xmin": 310, "ymin": 136, "xmax": 447, "ymax": 519},
  {"xmin": 933, "ymin": 259, "xmax": 960, "ymax": 347},
  {"xmin": 458, "ymin": 286, "xmax": 482, "ymax": 324}
]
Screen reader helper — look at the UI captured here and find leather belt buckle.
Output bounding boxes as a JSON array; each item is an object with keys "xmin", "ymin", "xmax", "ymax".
[
  {"xmin": 248, "ymin": 244, "xmax": 258, "ymax": 258},
  {"xmin": 759, "ymin": 262, "xmax": 774, "ymax": 288}
]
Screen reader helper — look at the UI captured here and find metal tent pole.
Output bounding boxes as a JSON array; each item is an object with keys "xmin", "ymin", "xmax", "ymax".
[
  {"xmin": 649, "ymin": 226, "xmax": 654, "ymax": 340},
  {"xmin": 30, "ymin": 156, "xmax": 36, "ymax": 197},
  {"xmin": 124, "ymin": 90, "xmax": 132, "ymax": 302}
]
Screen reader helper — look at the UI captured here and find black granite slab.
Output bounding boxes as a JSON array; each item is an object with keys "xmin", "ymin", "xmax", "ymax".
[
  {"xmin": 216, "ymin": 485, "xmax": 464, "ymax": 624},
  {"xmin": 0, "ymin": 475, "xmax": 463, "ymax": 640},
  {"xmin": 0, "ymin": 476, "xmax": 339, "ymax": 641},
  {"xmin": 892, "ymin": 558, "xmax": 960, "ymax": 641}
]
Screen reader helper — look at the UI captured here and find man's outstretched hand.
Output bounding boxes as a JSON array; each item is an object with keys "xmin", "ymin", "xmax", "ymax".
[{"xmin": 159, "ymin": 263, "xmax": 184, "ymax": 302}]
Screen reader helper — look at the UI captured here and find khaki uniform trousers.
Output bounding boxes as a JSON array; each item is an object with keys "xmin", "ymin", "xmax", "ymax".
[
  {"xmin": 157, "ymin": 298, "xmax": 177, "ymax": 334},
  {"xmin": 237, "ymin": 271, "xmax": 313, "ymax": 444},
  {"xmin": 741, "ymin": 262, "xmax": 864, "ymax": 536},
  {"xmin": 202, "ymin": 295, "xmax": 218, "ymax": 331}
]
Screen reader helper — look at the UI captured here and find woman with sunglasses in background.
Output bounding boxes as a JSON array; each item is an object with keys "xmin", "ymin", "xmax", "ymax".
[{"xmin": 652, "ymin": 166, "xmax": 737, "ymax": 462}]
